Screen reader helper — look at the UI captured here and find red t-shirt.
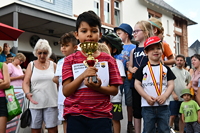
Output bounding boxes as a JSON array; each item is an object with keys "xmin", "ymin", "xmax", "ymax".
[{"xmin": 62, "ymin": 51, "xmax": 123, "ymax": 119}]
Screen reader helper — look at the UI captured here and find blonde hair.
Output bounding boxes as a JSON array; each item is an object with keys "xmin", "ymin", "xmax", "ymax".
[
  {"xmin": 149, "ymin": 17, "xmax": 163, "ymax": 35},
  {"xmin": 136, "ymin": 20, "xmax": 154, "ymax": 40},
  {"xmin": 97, "ymin": 43, "xmax": 111, "ymax": 55},
  {"xmin": 33, "ymin": 39, "xmax": 52, "ymax": 58},
  {"xmin": 14, "ymin": 53, "xmax": 26, "ymax": 62}
]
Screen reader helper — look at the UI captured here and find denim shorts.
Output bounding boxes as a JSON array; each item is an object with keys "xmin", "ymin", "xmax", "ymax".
[
  {"xmin": 169, "ymin": 101, "xmax": 182, "ymax": 116},
  {"xmin": 120, "ymin": 77, "xmax": 132, "ymax": 106},
  {"xmin": 186, "ymin": 121, "xmax": 200, "ymax": 133},
  {"xmin": 30, "ymin": 107, "xmax": 58, "ymax": 129},
  {"xmin": 142, "ymin": 106, "xmax": 170, "ymax": 133},
  {"xmin": 0, "ymin": 97, "xmax": 8, "ymax": 117},
  {"xmin": 66, "ymin": 115, "xmax": 112, "ymax": 133}
]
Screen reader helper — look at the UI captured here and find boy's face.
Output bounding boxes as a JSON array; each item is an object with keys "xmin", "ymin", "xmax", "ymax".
[
  {"xmin": 61, "ymin": 42, "xmax": 77, "ymax": 57},
  {"xmin": 145, "ymin": 44, "xmax": 163, "ymax": 63},
  {"xmin": 116, "ymin": 29, "xmax": 128, "ymax": 43},
  {"xmin": 182, "ymin": 94, "xmax": 191, "ymax": 101},
  {"xmin": 75, "ymin": 21, "xmax": 102, "ymax": 43},
  {"xmin": 6, "ymin": 57, "xmax": 13, "ymax": 63}
]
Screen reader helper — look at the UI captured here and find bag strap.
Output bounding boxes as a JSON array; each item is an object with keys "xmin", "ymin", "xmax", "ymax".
[
  {"xmin": 0, "ymin": 62, "xmax": 3, "ymax": 69},
  {"xmin": 27, "ymin": 61, "xmax": 34, "ymax": 109}
]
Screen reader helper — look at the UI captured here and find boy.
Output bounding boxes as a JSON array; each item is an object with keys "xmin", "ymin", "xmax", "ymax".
[
  {"xmin": 53, "ymin": 31, "xmax": 78, "ymax": 133},
  {"xmin": 179, "ymin": 89, "xmax": 200, "ymax": 133},
  {"xmin": 134, "ymin": 36, "xmax": 176, "ymax": 133},
  {"xmin": 62, "ymin": 11, "xmax": 123, "ymax": 133},
  {"xmin": 100, "ymin": 33, "xmax": 125, "ymax": 133},
  {"xmin": 114, "ymin": 23, "xmax": 136, "ymax": 133}
]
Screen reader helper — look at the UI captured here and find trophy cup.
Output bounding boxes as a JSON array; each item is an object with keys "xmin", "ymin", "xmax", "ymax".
[{"xmin": 80, "ymin": 42, "xmax": 99, "ymax": 83}]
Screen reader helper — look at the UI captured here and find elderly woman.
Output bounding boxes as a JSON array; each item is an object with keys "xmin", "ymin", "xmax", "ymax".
[
  {"xmin": 8, "ymin": 53, "xmax": 26, "ymax": 87},
  {"xmin": 22, "ymin": 39, "xmax": 58, "ymax": 133},
  {"xmin": 0, "ymin": 62, "xmax": 10, "ymax": 133}
]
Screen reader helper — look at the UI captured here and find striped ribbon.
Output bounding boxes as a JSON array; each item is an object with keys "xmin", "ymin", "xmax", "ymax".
[{"xmin": 147, "ymin": 61, "xmax": 163, "ymax": 96}]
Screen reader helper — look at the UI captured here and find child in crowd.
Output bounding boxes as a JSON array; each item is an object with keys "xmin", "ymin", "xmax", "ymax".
[
  {"xmin": 179, "ymin": 89, "xmax": 200, "ymax": 133},
  {"xmin": 127, "ymin": 20, "xmax": 154, "ymax": 133},
  {"xmin": 134, "ymin": 36, "xmax": 176, "ymax": 133},
  {"xmin": 100, "ymin": 33, "xmax": 125, "ymax": 133},
  {"xmin": 148, "ymin": 17, "xmax": 175, "ymax": 65},
  {"xmin": 62, "ymin": 11, "xmax": 123, "ymax": 133},
  {"xmin": 114, "ymin": 23, "xmax": 136, "ymax": 133},
  {"xmin": 53, "ymin": 31, "xmax": 78, "ymax": 133}
]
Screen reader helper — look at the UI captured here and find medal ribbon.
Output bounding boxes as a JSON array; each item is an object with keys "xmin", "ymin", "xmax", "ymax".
[{"xmin": 147, "ymin": 61, "xmax": 163, "ymax": 96}]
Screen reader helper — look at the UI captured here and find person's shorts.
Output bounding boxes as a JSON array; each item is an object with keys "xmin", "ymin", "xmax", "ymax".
[
  {"xmin": 30, "ymin": 107, "xmax": 58, "ymax": 129},
  {"xmin": 0, "ymin": 97, "xmax": 8, "ymax": 117},
  {"xmin": 120, "ymin": 77, "xmax": 132, "ymax": 106},
  {"xmin": 58, "ymin": 104, "xmax": 65, "ymax": 121},
  {"xmin": 169, "ymin": 101, "xmax": 182, "ymax": 116},
  {"xmin": 111, "ymin": 102, "xmax": 123, "ymax": 120}
]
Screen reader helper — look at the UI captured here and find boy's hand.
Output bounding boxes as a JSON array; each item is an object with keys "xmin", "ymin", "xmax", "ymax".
[
  {"xmin": 84, "ymin": 77, "xmax": 102, "ymax": 90},
  {"xmin": 81, "ymin": 67, "xmax": 98, "ymax": 80},
  {"xmin": 146, "ymin": 96, "xmax": 156, "ymax": 106},
  {"xmin": 156, "ymin": 95, "xmax": 167, "ymax": 105}
]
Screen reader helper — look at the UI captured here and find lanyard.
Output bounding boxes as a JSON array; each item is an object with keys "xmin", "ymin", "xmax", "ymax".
[{"xmin": 147, "ymin": 61, "xmax": 163, "ymax": 96}]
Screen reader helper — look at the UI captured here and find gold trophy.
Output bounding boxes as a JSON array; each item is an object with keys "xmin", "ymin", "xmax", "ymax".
[{"xmin": 80, "ymin": 42, "xmax": 99, "ymax": 83}]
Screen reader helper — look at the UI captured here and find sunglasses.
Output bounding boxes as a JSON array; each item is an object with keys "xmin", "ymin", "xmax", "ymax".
[{"xmin": 38, "ymin": 52, "xmax": 48, "ymax": 55}]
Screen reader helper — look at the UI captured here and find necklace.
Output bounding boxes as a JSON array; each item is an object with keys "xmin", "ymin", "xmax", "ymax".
[{"xmin": 135, "ymin": 47, "xmax": 145, "ymax": 67}]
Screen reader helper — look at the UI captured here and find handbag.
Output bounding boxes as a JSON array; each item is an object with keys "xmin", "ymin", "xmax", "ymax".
[
  {"xmin": 5, "ymin": 85, "xmax": 22, "ymax": 121},
  {"xmin": 20, "ymin": 61, "xmax": 34, "ymax": 128}
]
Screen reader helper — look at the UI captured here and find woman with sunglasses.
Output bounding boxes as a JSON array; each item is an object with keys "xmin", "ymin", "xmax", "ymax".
[
  {"xmin": 7, "ymin": 53, "xmax": 26, "ymax": 88},
  {"xmin": 22, "ymin": 39, "xmax": 58, "ymax": 133}
]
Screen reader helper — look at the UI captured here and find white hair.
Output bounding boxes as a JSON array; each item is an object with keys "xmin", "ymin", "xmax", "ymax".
[{"xmin": 33, "ymin": 39, "xmax": 52, "ymax": 58}]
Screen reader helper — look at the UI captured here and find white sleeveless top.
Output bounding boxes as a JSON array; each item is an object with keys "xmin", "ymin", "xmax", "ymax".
[{"xmin": 30, "ymin": 61, "xmax": 58, "ymax": 109}]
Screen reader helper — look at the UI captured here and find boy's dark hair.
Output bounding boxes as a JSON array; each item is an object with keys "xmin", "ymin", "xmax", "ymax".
[
  {"xmin": 59, "ymin": 31, "xmax": 78, "ymax": 46},
  {"xmin": 76, "ymin": 11, "xmax": 101, "ymax": 32},
  {"xmin": 175, "ymin": 54, "xmax": 185, "ymax": 61},
  {"xmin": 6, "ymin": 54, "xmax": 13, "ymax": 58},
  {"xmin": 191, "ymin": 54, "xmax": 200, "ymax": 60}
]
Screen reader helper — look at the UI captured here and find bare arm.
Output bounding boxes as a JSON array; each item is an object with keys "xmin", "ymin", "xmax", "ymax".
[
  {"xmin": 163, "ymin": 55, "xmax": 175, "ymax": 65},
  {"xmin": 198, "ymin": 110, "xmax": 200, "ymax": 123},
  {"xmin": 52, "ymin": 76, "xmax": 59, "ymax": 85},
  {"xmin": 127, "ymin": 49, "xmax": 138, "ymax": 73},
  {"xmin": 134, "ymin": 79, "xmax": 156, "ymax": 105},
  {"xmin": 0, "ymin": 63, "xmax": 10, "ymax": 89},
  {"xmin": 10, "ymin": 75, "xmax": 24, "ymax": 81},
  {"xmin": 181, "ymin": 113, "xmax": 185, "ymax": 123},
  {"xmin": 22, "ymin": 62, "xmax": 38, "ymax": 104}
]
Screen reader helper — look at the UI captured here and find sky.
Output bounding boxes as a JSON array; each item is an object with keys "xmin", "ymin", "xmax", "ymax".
[{"xmin": 163, "ymin": 0, "xmax": 200, "ymax": 46}]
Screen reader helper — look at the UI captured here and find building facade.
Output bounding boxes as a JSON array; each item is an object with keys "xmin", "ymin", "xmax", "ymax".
[{"xmin": 0, "ymin": 0, "xmax": 197, "ymax": 60}]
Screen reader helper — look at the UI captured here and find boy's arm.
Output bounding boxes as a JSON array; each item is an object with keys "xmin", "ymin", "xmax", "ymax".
[
  {"xmin": 135, "ymin": 79, "xmax": 156, "ymax": 106},
  {"xmin": 156, "ymin": 80, "xmax": 174, "ymax": 104},
  {"xmin": 181, "ymin": 113, "xmax": 185, "ymax": 123}
]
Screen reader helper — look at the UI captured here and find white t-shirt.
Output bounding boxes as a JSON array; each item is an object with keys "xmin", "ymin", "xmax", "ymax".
[
  {"xmin": 55, "ymin": 58, "xmax": 66, "ymax": 105},
  {"xmin": 110, "ymin": 59, "xmax": 126, "ymax": 103}
]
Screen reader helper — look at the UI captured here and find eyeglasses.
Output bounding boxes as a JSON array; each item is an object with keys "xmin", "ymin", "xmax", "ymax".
[
  {"xmin": 18, "ymin": 58, "xmax": 24, "ymax": 63},
  {"xmin": 38, "ymin": 52, "xmax": 48, "ymax": 55},
  {"xmin": 133, "ymin": 30, "xmax": 144, "ymax": 34}
]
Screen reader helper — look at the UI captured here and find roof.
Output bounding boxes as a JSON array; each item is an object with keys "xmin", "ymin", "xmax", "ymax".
[
  {"xmin": 190, "ymin": 40, "xmax": 200, "ymax": 49},
  {"xmin": 144, "ymin": 0, "xmax": 197, "ymax": 25}
]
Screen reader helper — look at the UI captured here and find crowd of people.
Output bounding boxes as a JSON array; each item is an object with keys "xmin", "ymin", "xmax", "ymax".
[{"xmin": 0, "ymin": 10, "xmax": 200, "ymax": 133}]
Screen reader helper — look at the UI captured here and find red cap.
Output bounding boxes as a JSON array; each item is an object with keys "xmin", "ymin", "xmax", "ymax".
[{"xmin": 144, "ymin": 36, "xmax": 161, "ymax": 50}]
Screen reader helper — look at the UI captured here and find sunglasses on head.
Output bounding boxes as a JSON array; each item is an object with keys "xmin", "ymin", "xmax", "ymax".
[{"xmin": 38, "ymin": 52, "xmax": 48, "ymax": 55}]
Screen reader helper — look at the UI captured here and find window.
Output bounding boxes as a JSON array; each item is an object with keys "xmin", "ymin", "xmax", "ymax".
[
  {"xmin": 104, "ymin": 0, "xmax": 110, "ymax": 24},
  {"xmin": 175, "ymin": 36, "xmax": 181, "ymax": 54},
  {"xmin": 147, "ymin": 8, "xmax": 162, "ymax": 18},
  {"xmin": 114, "ymin": 1, "xmax": 120, "ymax": 26},
  {"xmin": 167, "ymin": 20, "xmax": 169, "ymax": 35},
  {"xmin": 94, "ymin": 0, "xmax": 100, "ymax": 16},
  {"xmin": 43, "ymin": 0, "xmax": 53, "ymax": 3}
]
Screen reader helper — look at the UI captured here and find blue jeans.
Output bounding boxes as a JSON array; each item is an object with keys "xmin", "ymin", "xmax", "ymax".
[
  {"xmin": 120, "ymin": 77, "xmax": 132, "ymax": 106},
  {"xmin": 142, "ymin": 106, "xmax": 170, "ymax": 133},
  {"xmin": 66, "ymin": 115, "xmax": 112, "ymax": 133}
]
